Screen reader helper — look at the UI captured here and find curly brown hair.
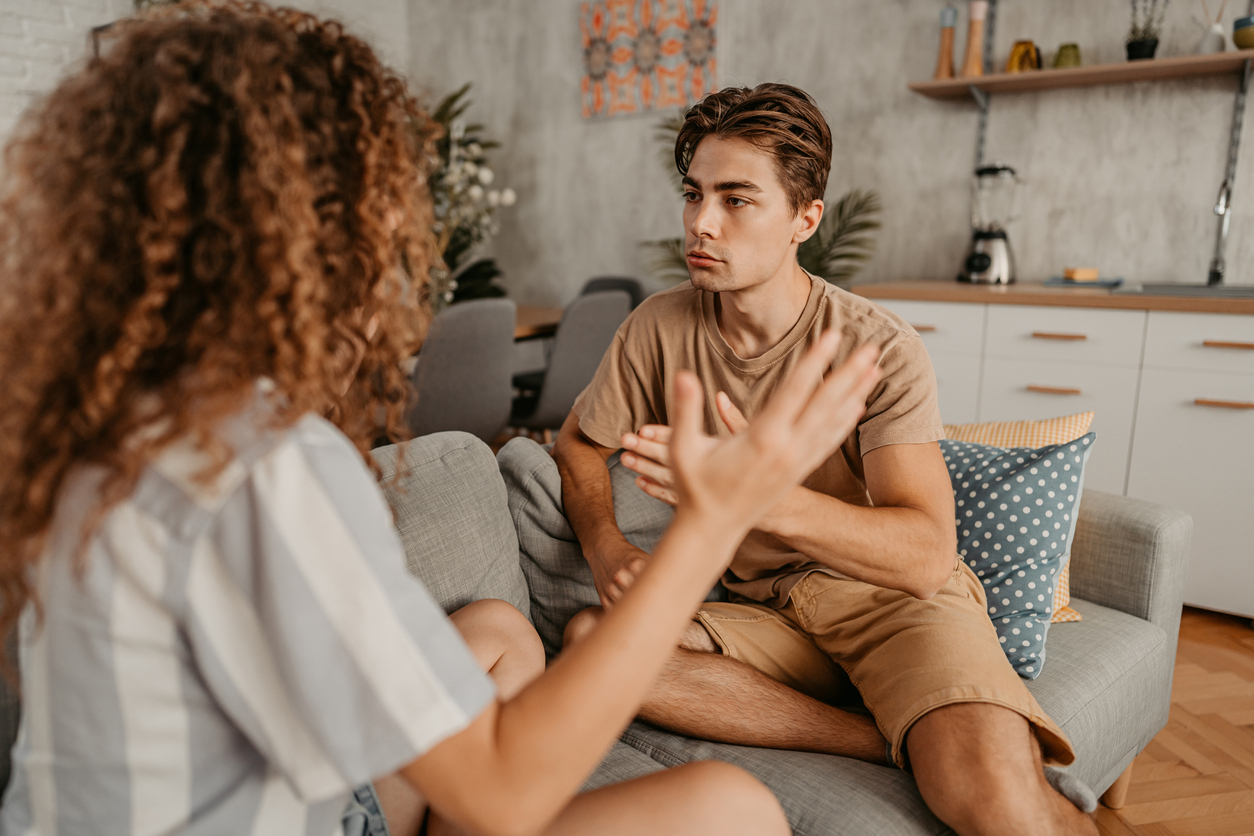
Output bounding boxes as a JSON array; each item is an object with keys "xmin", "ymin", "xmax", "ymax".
[
  {"xmin": 675, "ymin": 83, "xmax": 832, "ymax": 216},
  {"xmin": 0, "ymin": 1, "xmax": 438, "ymax": 662}
]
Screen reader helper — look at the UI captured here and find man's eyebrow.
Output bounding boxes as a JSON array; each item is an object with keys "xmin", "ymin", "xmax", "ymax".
[{"xmin": 681, "ymin": 176, "xmax": 763, "ymax": 194}]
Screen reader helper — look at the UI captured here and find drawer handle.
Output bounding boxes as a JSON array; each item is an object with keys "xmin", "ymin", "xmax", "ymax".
[
  {"xmin": 1194, "ymin": 398, "xmax": 1254, "ymax": 410},
  {"xmin": 1027, "ymin": 385, "xmax": 1083, "ymax": 396},
  {"xmin": 1031, "ymin": 331, "xmax": 1088, "ymax": 341},
  {"xmin": 1202, "ymin": 340, "xmax": 1254, "ymax": 350},
  {"xmin": 912, "ymin": 324, "xmax": 938, "ymax": 333}
]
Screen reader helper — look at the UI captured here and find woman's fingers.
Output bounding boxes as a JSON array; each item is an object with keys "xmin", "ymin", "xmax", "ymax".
[
  {"xmin": 668, "ymin": 370, "xmax": 706, "ymax": 471},
  {"xmin": 636, "ymin": 475, "xmax": 678, "ymax": 507},
  {"xmin": 751, "ymin": 330, "xmax": 843, "ymax": 433},
  {"xmin": 622, "ymin": 433, "xmax": 672, "ymax": 469}
]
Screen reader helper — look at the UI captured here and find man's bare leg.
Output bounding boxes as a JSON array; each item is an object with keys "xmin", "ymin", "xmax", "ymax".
[
  {"xmin": 378, "ymin": 599, "xmax": 546, "ymax": 836},
  {"xmin": 564, "ymin": 607, "xmax": 889, "ymax": 765},
  {"xmin": 908, "ymin": 703, "xmax": 1097, "ymax": 836}
]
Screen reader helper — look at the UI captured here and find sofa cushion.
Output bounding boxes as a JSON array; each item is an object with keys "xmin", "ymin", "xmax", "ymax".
[
  {"xmin": 944, "ymin": 412, "xmax": 1095, "ymax": 624},
  {"xmin": 941, "ymin": 433, "xmax": 1095, "ymax": 678},
  {"xmin": 1026, "ymin": 599, "xmax": 1171, "ymax": 791},
  {"xmin": 496, "ymin": 436, "xmax": 675, "ymax": 656},
  {"xmin": 372, "ymin": 433, "xmax": 530, "ymax": 619}
]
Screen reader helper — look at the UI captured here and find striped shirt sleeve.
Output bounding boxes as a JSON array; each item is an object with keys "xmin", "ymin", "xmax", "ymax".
[{"xmin": 184, "ymin": 416, "xmax": 496, "ymax": 802}]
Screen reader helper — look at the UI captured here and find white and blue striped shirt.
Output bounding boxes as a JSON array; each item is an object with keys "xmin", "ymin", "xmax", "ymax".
[{"xmin": 1, "ymin": 396, "xmax": 495, "ymax": 835}]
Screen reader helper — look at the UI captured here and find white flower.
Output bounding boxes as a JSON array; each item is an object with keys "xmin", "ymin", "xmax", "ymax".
[
  {"xmin": 464, "ymin": 161, "xmax": 478, "ymax": 176},
  {"xmin": 478, "ymin": 167, "xmax": 495, "ymax": 185},
  {"xmin": 487, "ymin": 189, "xmax": 501, "ymax": 207},
  {"xmin": 500, "ymin": 188, "xmax": 517, "ymax": 206},
  {"xmin": 443, "ymin": 290, "xmax": 454, "ymax": 302},
  {"xmin": 468, "ymin": 184, "xmax": 485, "ymax": 201},
  {"xmin": 448, "ymin": 279, "xmax": 459, "ymax": 291},
  {"xmin": 467, "ymin": 142, "xmax": 482, "ymax": 156}
]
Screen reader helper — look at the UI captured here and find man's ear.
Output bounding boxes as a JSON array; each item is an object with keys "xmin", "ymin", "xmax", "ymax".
[{"xmin": 793, "ymin": 199, "xmax": 824, "ymax": 245}]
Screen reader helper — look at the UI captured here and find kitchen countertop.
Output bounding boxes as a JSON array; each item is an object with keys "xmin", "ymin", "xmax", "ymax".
[{"xmin": 849, "ymin": 280, "xmax": 1254, "ymax": 315}]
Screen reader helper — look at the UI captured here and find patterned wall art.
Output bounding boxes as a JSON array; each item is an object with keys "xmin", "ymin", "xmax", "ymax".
[{"xmin": 580, "ymin": 0, "xmax": 718, "ymax": 120}]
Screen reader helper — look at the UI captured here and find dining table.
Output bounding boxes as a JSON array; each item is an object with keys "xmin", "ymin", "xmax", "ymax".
[{"xmin": 514, "ymin": 304, "xmax": 564, "ymax": 341}]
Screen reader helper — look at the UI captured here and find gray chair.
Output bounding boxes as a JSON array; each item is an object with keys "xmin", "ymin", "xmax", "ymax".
[
  {"xmin": 581, "ymin": 276, "xmax": 645, "ymax": 310},
  {"xmin": 407, "ymin": 298, "xmax": 516, "ymax": 443},
  {"xmin": 511, "ymin": 290, "xmax": 632, "ymax": 434}
]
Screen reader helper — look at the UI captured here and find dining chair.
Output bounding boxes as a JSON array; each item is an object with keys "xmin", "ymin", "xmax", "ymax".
[
  {"xmin": 511, "ymin": 290, "xmax": 632, "ymax": 439},
  {"xmin": 407, "ymin": 298, "xmax": 517, "ymax": 443},
  {"xmin": 580, "ymin": 276, "xmax": 645, "ymax": 310}
]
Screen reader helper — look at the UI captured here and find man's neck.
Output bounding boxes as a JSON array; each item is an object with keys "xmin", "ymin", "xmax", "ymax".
[{"xmin": 714, "ymin": 262, "xmax": 814, "ymax": 360}]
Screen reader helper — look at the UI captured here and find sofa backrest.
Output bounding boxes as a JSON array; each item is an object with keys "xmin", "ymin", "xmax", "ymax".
[{"xmin": 373, "ymin": 433, "xmax": 530, "ymax": 619}]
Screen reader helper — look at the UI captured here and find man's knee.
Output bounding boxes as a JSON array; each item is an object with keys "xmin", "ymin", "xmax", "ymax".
[{"xmin": 563, "ymin": 606, "xmax": 604, "ymax": 648}]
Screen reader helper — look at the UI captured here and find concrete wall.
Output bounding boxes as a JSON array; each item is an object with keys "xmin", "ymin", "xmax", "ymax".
[
  {"xmin": 0, "ymin": 0, "xmax": 407, "ymax": 140},
  {"xmin": 409, "ymin": 0, "xmax": 1254, "ymax": 305}
]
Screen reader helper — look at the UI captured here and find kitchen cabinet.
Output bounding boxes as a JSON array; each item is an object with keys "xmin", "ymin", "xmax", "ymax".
[{"xmin": 863, "ymin": 285, "xmax": 1254, "ymax": 618}]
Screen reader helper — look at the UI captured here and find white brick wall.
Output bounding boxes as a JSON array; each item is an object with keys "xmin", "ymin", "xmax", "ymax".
[
  {"xmin": 0, "ymin": 0, "xmax": 131, "ymax": 139},
  {"xmin": 0, "ymin": 1, "xmax": 407, "ymax": 144}
]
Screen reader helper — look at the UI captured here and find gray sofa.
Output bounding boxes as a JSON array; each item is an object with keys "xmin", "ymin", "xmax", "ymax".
[
  {"xmin": 379, "ymin": 431, "xmax": 1192, "ymax": 836},
  {"xmin": 0, "ymin": 430, "xmax": 1192, "ymax": 835}
]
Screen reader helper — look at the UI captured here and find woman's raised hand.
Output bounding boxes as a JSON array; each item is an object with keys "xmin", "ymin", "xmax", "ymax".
[{"xmin": 664, "ymin": 331, "xmax": 880, "ymax": 538}]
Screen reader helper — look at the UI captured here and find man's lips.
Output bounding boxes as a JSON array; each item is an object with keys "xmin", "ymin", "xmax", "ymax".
[{"xmin": 686, "ymin": 251, "xmax": 722, "ymax": 266}]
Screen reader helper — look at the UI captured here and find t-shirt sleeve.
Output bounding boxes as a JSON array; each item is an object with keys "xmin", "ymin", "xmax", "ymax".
[
  {"xmin": 570, "ymin": 321, "xmax": 663, "ymax": 450},
  {"xmin": 856, "ymin": 334, "xmax": 946, "ymax": 455},
  {"xmin": 184, "ymin": 419, "xmax": 495, "ymax": 802}
]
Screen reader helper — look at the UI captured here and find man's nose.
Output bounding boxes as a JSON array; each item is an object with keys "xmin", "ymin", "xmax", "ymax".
[{"xmin": 689, "ymin": 199, "xmax": 719, "ymax": 239}]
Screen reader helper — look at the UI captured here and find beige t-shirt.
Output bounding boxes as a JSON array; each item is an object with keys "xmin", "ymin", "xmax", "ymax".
[{"xmin": 572, "ymin": 275, "xmax": 945, "ymax": 607}]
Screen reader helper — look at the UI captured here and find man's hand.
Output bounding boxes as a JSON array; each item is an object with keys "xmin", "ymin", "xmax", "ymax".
[{"xmin": 590, "ymin": 540, "xmax": 650, "ymax": 608}]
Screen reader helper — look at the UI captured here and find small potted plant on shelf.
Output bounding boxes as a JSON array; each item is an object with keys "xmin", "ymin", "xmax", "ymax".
[{"xmin": 1128, "ymin": 0, "xmax": 1170, "ymax": 60}]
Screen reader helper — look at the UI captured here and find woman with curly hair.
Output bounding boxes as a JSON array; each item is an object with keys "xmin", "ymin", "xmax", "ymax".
[{"xmin": 0, "ymin": 3, "xmax": 881, "ymax": 835}]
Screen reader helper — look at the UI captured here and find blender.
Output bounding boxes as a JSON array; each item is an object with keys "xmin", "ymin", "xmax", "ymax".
[{"xmin": 959, "ymin": 163, "xmax": 1019, "ymax": 284}]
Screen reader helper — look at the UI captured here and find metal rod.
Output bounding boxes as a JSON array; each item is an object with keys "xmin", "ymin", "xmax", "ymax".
[
  {"xmin": 1209, "ymin": 59, "xmax": 1250, "ymax": 285},
  {"xmin": 982, "ymin": 0, "xmax": 998, "ymax": 75},
  {"xmin": 971, "ymin": 86, "xmax": 990, "ymax": 167}
]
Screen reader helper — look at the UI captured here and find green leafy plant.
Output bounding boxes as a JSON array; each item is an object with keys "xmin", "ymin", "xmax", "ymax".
[
  {"xmin": 640, "ymin": 116, "xmax": 881, "ymax": 285},
  {"xmin": 428, "ymin": 84, "xmax": 516, "ymax": 308}
]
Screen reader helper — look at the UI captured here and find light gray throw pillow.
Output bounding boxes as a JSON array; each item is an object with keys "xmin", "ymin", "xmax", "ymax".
[{"xmin": 496, "ymin": 437, "xmax": 678, "ymax": 656}]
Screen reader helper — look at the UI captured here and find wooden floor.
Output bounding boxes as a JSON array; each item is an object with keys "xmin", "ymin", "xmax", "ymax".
[{"xmin": 1096, "ymin": 607, "xmax": 1254, "ymax": 836}]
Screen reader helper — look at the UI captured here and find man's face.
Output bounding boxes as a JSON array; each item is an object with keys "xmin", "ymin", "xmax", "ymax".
[{"xmin": 682, "ymin": 136, "xmax": 808, "ymax": 293}]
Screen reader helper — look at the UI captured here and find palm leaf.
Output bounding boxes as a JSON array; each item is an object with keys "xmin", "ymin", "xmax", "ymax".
[
  {"xmin": 655, "ymin": 114, "xmax": 688, "ymax": 195},
  {"xmin": 639, "ymin": 238, "xmax": 690, "ymax": 282},
  {"xmin": 798, "ymin": 189, "xmax": 882, "ymax": 284}
]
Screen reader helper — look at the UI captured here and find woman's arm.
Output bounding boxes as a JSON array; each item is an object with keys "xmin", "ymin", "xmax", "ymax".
[{"xmin": 401, "ymin": 334, "xmax": 880, "ymax": 836}]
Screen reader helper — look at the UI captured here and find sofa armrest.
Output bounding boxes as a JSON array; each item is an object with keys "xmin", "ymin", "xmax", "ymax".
[{"xmin": 1069, "ymin": 489, "xmax": 1192, "ymax": 636}]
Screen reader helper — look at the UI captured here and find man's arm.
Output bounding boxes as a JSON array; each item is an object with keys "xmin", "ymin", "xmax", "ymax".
[
  {"xmin": 621, "ymin": 396, "xmax": 955, "ymax": 599},
  {"xmin": 553, "ymin": 411, "xmax": 651, "ymax": 607},
  {"xmin": 756, "ymin": 442, "xmax": 957, "ymax": 599}
]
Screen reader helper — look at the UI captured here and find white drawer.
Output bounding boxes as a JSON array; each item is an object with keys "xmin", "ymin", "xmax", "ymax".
[
  {"xmin": 978, "ymin": 357, "xmax": 1139, "ymax": 495},
  {"xmin": 869, "ymin": 300, "xmax": 985, "ymax": 356},
  {"xmin": 1127, "ymin": 367, "xmax": 1254, "ymax": 617},
  {"xmin": 931, "ymin": 351, "xmax": 981, "ymax": 426},
  {"xmin": 1143, "ymin": 311, "xmax": 1254, "ymax": 374},
  {"xmin": 985, "ymin": 305, "xmax": 1145, "ymax": 367}
]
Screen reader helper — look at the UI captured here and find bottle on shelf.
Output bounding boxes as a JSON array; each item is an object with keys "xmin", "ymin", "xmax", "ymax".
[
  {"xmin": 934, "ymin": 5, "xmax": 958, "ymax": 80},
  {"xmin": 960, "ymin": 0, "xmax": 987, "ymax": 78}
]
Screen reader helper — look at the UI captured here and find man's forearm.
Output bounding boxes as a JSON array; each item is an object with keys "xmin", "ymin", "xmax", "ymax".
[
  {"xmin": 761, "ymin": 487, "xmax": 955, "ymax": 598},
  {"xmin": 553, "ymin": 413, "xmax": 628, "ymax": 556}
]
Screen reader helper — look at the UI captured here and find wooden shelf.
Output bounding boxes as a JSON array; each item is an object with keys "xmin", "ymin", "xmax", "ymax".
[{"xmin": 910, "ymin": 51, "xmax": 1254, "ymax": 101}]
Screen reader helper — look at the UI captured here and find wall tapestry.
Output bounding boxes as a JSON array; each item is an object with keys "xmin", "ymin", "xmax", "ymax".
[{"xmin": 580, "ymin": 0, "xmax": 718, "ymax": 119}]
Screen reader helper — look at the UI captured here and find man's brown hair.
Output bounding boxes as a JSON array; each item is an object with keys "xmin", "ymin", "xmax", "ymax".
[{"xmin": 674, "ymin": 82, "xmax": 832, "ymax": 216}]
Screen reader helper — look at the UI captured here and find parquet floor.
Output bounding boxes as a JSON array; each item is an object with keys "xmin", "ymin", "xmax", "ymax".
[{"xmin": 1095, "ymin": 607, "xmax": 1254, "ymax": 836}]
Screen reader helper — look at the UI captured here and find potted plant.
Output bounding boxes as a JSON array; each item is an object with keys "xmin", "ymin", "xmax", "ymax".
[{"xmin": 1128, "ymin": 0, "xmax": 1171, "ymax": 60}]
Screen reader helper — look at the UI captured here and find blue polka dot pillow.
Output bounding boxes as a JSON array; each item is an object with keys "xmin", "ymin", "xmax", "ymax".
[{"xmin": 941, "ymin": 432, "xmax": 1096, "ymax": 679}]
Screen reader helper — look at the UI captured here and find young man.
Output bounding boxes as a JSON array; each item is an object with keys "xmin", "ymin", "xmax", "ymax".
[
  {"xmin": 555, "ymin": 83, "xmax": 1099, "ymax": 836},
  {"xmin": 0, "ymin": 9, "xmax": 884, "ymax": 836}
]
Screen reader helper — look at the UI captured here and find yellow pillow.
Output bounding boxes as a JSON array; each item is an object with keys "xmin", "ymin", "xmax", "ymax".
[{"xmin": 943, "ymin": 412, "xmax": 1094, "ymax": 623}]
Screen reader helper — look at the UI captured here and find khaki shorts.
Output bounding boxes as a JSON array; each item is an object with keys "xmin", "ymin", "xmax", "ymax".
[{"xmin": 695, "ymin": 562, "xmax": 1074, "ymax": 770}]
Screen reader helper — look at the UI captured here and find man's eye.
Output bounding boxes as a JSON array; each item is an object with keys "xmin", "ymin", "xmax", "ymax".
[
  {"xmin": 727, "ymin": 197, "xmax": 748, "ymax": 207},
  {"xmin": 683, "ymin": 191, "xmax": 700, "ymax": 202}
]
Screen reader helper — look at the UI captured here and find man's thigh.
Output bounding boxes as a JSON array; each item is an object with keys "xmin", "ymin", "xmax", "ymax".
[
  {"xmin": 693, "ymin": 600, "xmax": 857, "ymax": 706},
  {"xmin": 789, "ymin": 565, "xmax": 1074, "ymax": 769}
]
